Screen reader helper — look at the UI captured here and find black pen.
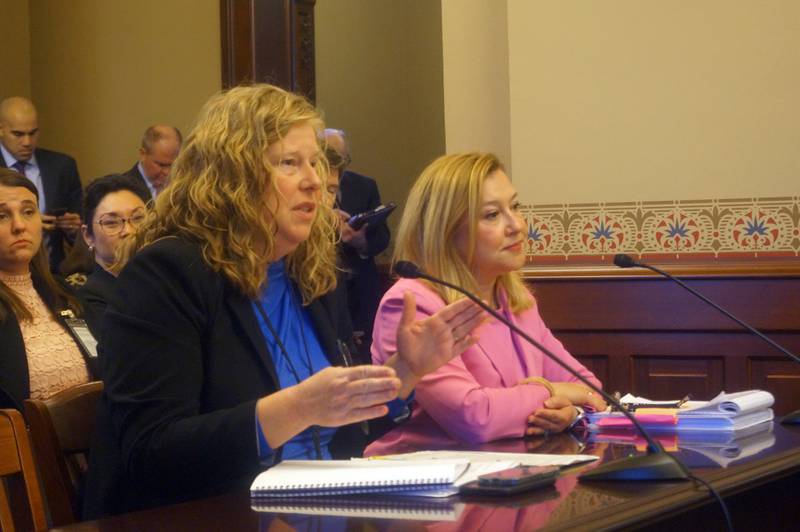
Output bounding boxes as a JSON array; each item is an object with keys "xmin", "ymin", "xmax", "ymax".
[{"xmin": 338, "ymin": 339, "xmax": 370, "ymax": 435}]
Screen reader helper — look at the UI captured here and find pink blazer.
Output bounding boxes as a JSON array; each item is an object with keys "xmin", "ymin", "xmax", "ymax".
[{"xmin": 366, "ymin": 278, "xmax": 601, "ymax": 454}]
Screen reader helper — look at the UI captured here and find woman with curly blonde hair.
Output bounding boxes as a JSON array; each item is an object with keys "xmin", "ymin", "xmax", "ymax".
[
  {"xmin": 367, "ymin": 153, "xmax": 606, "ymax": 456},
  {"xmin": 84, "ymin": 84, "xmax": 483, "ymax": 518}
]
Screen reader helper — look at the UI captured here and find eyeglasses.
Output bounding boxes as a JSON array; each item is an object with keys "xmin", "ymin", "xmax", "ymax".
[{"xmin": 95, "ymin": 211, "xmax": 146, "ymax": 236}]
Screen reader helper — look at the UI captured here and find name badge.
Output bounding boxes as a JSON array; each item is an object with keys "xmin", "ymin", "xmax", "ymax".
[{"xmin": 60, "ymin": 311, "xmax": 98, "ymax": 359}]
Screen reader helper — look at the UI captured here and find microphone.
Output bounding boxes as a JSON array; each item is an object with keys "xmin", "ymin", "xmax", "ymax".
[
  {"xmin": 614, "ymin": 254, "xmax": 800, "ymax": 425},
  {"xmin": 393, "ymin": 260, "xmax": 690, "ymax": 481}
]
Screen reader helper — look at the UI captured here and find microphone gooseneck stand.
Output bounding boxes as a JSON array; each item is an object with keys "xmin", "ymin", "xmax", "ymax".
[{"xmin": 614, "ymin": 254, "xmax": 800, "ymax": 425}]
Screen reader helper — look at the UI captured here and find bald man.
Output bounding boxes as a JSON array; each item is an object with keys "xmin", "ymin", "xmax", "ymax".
[
  {"xmin": 122, "ymin": 124, "xmax": 182, "ymax": 200},
  {"xmin": 324, "ymin": 128, "xmax": 391, "ymax": 363},
  {"xmin": 0, "ymin": 97, "xmax": 83, "ymax": 272}
]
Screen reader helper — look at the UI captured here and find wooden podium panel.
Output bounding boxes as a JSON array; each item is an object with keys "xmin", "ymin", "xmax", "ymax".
[
  {"xmin": 748, "ymin": 358, "xmax": 800, "ymax": 415},
  {"xmin": 527, "ymin": 265, "xmax": 800, "ymax": 414}
]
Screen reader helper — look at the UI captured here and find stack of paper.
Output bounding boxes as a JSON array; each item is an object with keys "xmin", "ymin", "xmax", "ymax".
[
  {"xmin": 587, "ymin": 390, "xmax": 774, "ymax": 433},
  {"xmin": 250, "ymin": 451, "xmax": 599, "ymax": 502}
]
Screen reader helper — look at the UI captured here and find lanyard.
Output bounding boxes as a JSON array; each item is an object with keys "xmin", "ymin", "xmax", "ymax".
[{"xmin": 254, "ymin": 300, "xmax": 322, "ymax": 460}]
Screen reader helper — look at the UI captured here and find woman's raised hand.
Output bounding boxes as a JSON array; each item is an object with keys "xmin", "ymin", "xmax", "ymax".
[{"xmin": 390, "ymin": 292, "xmax": 484, "ymax": 394}]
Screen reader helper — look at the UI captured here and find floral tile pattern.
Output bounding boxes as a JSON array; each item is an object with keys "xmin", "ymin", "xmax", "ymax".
[{"xmin": 521, "ymin": 196, "xmax": 800, "ymax": 264}]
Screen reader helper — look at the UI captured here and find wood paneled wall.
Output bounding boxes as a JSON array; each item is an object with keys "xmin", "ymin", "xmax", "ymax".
[
  {"xmin": 525, "ymin": 264, "xmax": 800, "ymax": 415},
  {"xmin": 220, "ymin": 0, "xmax": 316, "ymax": 100}
]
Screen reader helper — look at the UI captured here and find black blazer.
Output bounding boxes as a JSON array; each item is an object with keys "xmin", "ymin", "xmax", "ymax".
[
  {"xmin": 1, "ymin": 148, "xmax": 83, "ymax": 271},
  {"xmin": 338, "ymin": 170, "xmax": 391, "ymax": 362},
  {"xmin": 121, "ymin": 163, "xmax": 155, "ymax": 201},
  {"xmin": 76, "ymin": 263, "xmax": 116, "ymax": 340},
  {"xmin": 0, "ymin": 275, "xmax": 96, "ymax": 411},
  {"xmin": 83, "ymin": 237, "xmax": 365, "ymax": 517}
]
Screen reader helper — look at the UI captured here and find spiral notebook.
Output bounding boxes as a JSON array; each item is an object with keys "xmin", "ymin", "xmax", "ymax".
[
  {"xmin": 252, "ymin": 495, "xmax": 465, "ymax": 521},
  {"xmin": 250, "ymin": 460, "xmax": 469, "ymax": 498}
]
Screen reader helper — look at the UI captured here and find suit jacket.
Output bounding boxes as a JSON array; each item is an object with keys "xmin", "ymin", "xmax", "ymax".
[
  {"xmin": 0, "ymin": 275, "xmax": 97, "ymax": 412},
  {"xmin": 121, "ymin": 163, "xmax": 155, "ymax": 201},
  {"xmin": 366, "ymin": 279, "xmax": 602, "ymax": 454},
  {"xmin": 338, "ymin": 170, "xmax": 391, "ymax": 362},
  {"xmin": 83, "ymin": 237, "xmax": 366, "ymax": 517},
  {"xmin": 76, "ymin": 263, "xmax": 116, "ymax": 340},
  {"xmin": 0, "ymin": 148, "xmax": 82, "ymax": 271}
]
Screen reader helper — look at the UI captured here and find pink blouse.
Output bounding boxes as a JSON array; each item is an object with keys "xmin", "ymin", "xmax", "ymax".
[
  {"xmin": 1, "ymin": 272, "xmax": 89, "ymax": 400},
  {"xmin": 366, "ymin": 278, "xmax": 601, "ymax": 454}
]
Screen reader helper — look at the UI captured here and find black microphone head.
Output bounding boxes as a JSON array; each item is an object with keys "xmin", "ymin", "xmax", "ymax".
[
  {"xmin": 614, "ymin": 254, "xmax": 639, "ymax": 268},
  {"xmin": 394, "ymin": 261, "xmax": 422, "ymax": 279}
]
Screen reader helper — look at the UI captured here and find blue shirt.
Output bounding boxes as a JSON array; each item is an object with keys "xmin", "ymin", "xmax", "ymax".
[
  {"xmin": 1, "ymin": 143, "xmax": 45, "ymax": 211},
  {"xmin": 252, "ymin": 260, "xmax": 336, "ymax": 462},
  {"xmin": 251, "ymin": 260, "xmax": 412, "ymax": 464}
]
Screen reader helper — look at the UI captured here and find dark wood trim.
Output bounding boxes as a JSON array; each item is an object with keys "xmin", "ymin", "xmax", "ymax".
[
  {"xmin": 219, "ymin": 0, "xmax": 316, "ymax": 101},
  {"xmin": 523, "ymin": 260, "xmax": 800, "ymax": 279}
]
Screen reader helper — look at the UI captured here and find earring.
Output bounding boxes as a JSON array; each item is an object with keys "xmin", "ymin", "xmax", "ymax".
[{"xmin": 88, "ymin": 245, "xmax": 94, "ymax": 251}]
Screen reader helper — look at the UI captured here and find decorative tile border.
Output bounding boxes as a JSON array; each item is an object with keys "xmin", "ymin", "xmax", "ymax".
[{"xmin": 521, "ymin": 196, "xmax": 800, "ymax": 264}]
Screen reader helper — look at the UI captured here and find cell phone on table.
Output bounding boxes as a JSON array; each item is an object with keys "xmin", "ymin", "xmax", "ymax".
[
  {"xmin": 48, "ymin": 207, "xmax": 68, "ymax": 217},
  {"xmin": 460, "ymin": 466, "xmax": 559, "ymax": 496},
  {"xmin": 347, "ymin": 202, "xmax": 396, "ymax": 230}
]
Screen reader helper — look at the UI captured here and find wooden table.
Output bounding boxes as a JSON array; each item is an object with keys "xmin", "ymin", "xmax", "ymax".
[{"xmin": 55, "ymin": 422, "xmax": 800, "ymax": 531}]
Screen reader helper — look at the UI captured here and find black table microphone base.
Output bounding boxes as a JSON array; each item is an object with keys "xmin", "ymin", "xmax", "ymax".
[
  {"xmin": 781, "ymin": 410, "xmax": 800, "ymax": 425},
  {"xmin": 580, "ymin": 450, "xmax": 690, "ymax": 482}
]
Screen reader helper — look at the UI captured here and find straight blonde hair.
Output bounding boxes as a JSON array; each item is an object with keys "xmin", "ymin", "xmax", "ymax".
[
  {"xmin": 117, "ymin": 84, "xmax": 338, "ymax": 302},
  {"xmin": 393, "ymin": 153, "xmax": 533, "ymax": 312}
]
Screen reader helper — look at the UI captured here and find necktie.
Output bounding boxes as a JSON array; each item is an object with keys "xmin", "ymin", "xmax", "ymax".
[{"xmin": 12, "ymin": 160, "xmax": 27, "ymax": 177}]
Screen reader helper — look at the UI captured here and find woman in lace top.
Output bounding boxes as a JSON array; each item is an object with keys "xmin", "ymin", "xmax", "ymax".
[{"xmin": 0, "ymin": 169, "xmax": 93, "ymax": 410}]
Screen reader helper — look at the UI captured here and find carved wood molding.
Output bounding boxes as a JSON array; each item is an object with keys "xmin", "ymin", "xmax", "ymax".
[
  {"xmin": 220, "ymin": 0, "xmax": 316, "ymax": 101},
  {"xmin": 523, "ymin": 261, "xmax": 800, "ymax": 280}
]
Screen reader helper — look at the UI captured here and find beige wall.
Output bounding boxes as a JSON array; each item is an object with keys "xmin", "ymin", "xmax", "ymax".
[
  {"xmin": 315, "ymin": 0, "xmax": 445, "ymax": 244},
  {"xmin": 441, "ymin": 0, "xmax": 511, "ymax": 171},
  {"xmin": 507, "ymin": 0, "xmax": 800, "ymax": 204},
  {"xmin": 0, "ymin": 0, "xmax": 31, "ymax": 99},
  {"xmin": 27, "ymin": 0, "xmax": 221, "ymax": 183}
]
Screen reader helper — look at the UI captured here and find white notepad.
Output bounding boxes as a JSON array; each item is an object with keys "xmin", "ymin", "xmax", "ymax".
[
  {"xmin": 251, "ymin": 496, "xmax": 465, "ymax": 521},
  {"xmin": 250, "ymin": 459, "xmax": 469, "ymax": 498}
]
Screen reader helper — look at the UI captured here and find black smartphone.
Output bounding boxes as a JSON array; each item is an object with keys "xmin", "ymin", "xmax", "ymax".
[
  {"xmin": 347, "ymin": 202, "xmax": 396, "ymax": 230},
  {"xmin": 48, "ymin": 207, "xmax": 68, "ymax": 217},
  {"xmin": 459, "ymin": 466, "xmax": 559, "ymax": 496}
]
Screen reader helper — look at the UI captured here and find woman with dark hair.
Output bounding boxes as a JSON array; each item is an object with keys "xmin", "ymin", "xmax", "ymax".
[
  {"xmin": 78, "ymin": 174, "xmax": 149, "ymax": 335},
  {"xmin": 0, "ymin": 168, "xmax": 95, "ymax": 411}
]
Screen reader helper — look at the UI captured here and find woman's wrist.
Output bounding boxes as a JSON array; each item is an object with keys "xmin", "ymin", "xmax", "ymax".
[{"xmin": 384, "ymin": 353, "xmax": 419, "ymax": 399}]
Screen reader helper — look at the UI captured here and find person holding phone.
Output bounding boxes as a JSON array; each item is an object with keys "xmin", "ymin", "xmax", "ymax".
[
  {"xmin": 367, "ymin": 153, "xmax": 607, "ymax": 455},
  {"xmin": 0, "ymin": 97, "xmax": 83, "ymax": 272},
  {"xmin": 323, "ymin": 129, "xmax": 390, "ymax": 363},
  {"xmin": 0, "ymin": 169, "xmax": 95, "ymax": 411},
  {"xmin": 83, "ymin": 85, "xmax": 484, "ymax": 517}
]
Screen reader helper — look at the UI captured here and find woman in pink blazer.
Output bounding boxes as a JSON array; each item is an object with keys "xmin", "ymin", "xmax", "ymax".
[{"xmin": 367, "ymin": 153, "xmax": 606, "ymax": 454}]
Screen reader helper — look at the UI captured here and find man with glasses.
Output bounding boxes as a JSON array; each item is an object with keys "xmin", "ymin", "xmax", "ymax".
[
  {"xmin": 0, "ymin": 96, "xmax": 83, "ymax": 272},
  {"xmin": 122, "ymin": 125, "xmax": 182, "ymax": 200},
  {"xmin": 324, "ymin": 128, "xmax": 391, "ymax": 363}
]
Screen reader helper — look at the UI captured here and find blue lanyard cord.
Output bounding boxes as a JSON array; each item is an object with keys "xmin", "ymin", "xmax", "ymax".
[{"xmin": 254, "ymin": 300, "xmax": 322, "ymax": 460}]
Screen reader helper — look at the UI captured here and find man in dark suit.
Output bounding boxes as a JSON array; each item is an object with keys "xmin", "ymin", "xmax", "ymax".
[
  {"xmin": 0, "ymin": 97, "xmax": 82, "ymax": 272},
  {"xmin": 324, "ymin": 129, "xmax": 391, "ymax": 363},
  {"xmin": 121, "ymin": 124, "xmax": 182, "ymax": 200}
]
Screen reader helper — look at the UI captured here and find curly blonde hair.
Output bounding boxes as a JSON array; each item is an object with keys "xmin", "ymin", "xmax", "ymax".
[
  {"xmin": 117, "ymin": 84, "xmax": 338, "ymax": 302},
  {"xmin": 393, "ymin": 152, "xmax": 533, "ymax": 313}
]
